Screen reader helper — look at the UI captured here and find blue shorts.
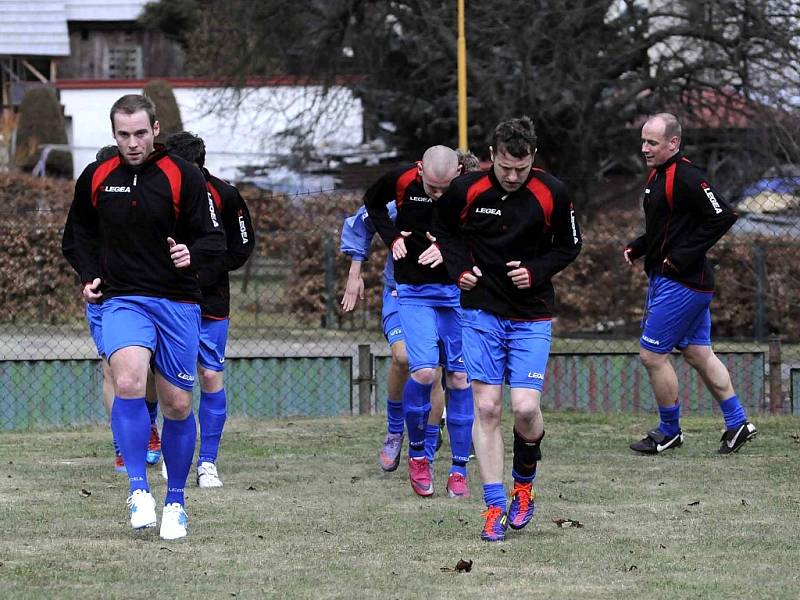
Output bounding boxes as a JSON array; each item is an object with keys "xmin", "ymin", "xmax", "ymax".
[
  {"xmin": 381, "ymin": 287, "xmax": 404, "ymax": 346},
  {"xmin": 397, "ymin": 303, "xmax": 465, "ymax": 373},
  {"xmin": 198, "ymin": 317, "xmax": 229, "ymax": 371},
  {"xmin": 86, "ymin": 303, "xmax": 105, "ymax": 358},
  {"xmin": 640, "ymin": 274, "xmax": 713, "ymax": 354},
  {"xmin": 102, "ymin": 296, "xmax": 201, "ymax": 391},
  {"xmin": 461, "ymin": 309, "xmax": 552, "ymax": 390}
]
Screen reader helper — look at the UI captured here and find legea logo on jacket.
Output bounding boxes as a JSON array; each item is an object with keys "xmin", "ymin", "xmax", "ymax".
[
  {"xmin": 103, "ymin": 186, "xmax": 131, "ymax": 193},
  {"xmin": 700, "ymin": 182, "xmax": 723, "ymax": 214}
]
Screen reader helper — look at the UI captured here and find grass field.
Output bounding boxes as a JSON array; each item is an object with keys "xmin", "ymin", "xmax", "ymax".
[{"xmin": 0, "ymin": 413, "xmax": 798, "ymax": 599}]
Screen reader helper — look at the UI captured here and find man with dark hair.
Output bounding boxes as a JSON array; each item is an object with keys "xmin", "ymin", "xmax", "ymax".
[
  {"xmin": 62, "ymin": 94, "xmax": 225, "ymax": 540},
  {"xmin": 434, "ymin": 116, "xmax": 582, "ymax": 541},
  {"xmin": 365, "ymin": 145, "xmax": 474, "ymax": 499},
  {"xmin": 69, "ymin": 145, "xmax": 162, "ymax": 474},
  {"xmin": 164, "ymin": 131, "xmax": 256, "ymax": 488},
  {"xmin": 625, "ymin": 112, "xmax": 757, "ymax": 455}
]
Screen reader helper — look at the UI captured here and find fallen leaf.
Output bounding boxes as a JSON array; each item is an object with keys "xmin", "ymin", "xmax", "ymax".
[
  {"xmin": 741, "ymin": 499, "xmax": 749, "ymax": 506},
  {"xmin": 687, "ymin": 501, "xmax": 700, "ymax": 506},
  {"xmin": 160, "ymin": 547, "xmax": 173, "ymax": 552},
  {"xmin": 628, "ymin": 565, "xmax": 638, "ymax": 571},
  {"xmin": 552, "ymin": 517, "xmax": 584, "ymax": 528},
  {"xmin": 659, "ymin": 544, "xmax": 667, "ymax": 549},
  {"xmin": 322, "ymin": 529, "xmax": 333, "ymax": 534},
  {"xmin": 559, "ymin": 479, "xmax": 576, "ymax": 484},
  {"xmin": 455, "ymin": 559, "xmax": 473, "ymax": 572},
  {"xmin": 257, "ymin": 535, "xmax": 264, "ymax": 540},
  {"xmin": 247, "ymin": 485, "xmax": 257, "ymax": 491},
  {"xmin": 350, "ymin": 476, "xmax": 360, "ymax": 484},
  {"xmin": 80, "ymin": 488, "xmax": 91, "ymax": 497}
]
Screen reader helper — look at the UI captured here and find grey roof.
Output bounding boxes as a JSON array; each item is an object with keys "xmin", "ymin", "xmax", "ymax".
[
  {"xmin": 0, "ymin": 1, "xmax": 70, "ymax": 57},
  {"xmin": 66, "ymin": 0, "xmax": 149, "ymax": 22}
]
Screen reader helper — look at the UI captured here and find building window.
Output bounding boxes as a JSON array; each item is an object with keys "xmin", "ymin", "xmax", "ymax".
[{"xmin": 106, "ymin": 47, "xmax": 142, "ymax": 79}]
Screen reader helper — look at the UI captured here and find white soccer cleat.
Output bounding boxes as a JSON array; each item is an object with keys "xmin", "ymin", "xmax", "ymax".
[
  {"xmin": 126, "ymin": 489, "xmax": 157, "ymax": 529},
  {"xmin": 197, "ymin": 461, "xmax": 223, "ymax": 488},
  {"xmin": 161, "ymin": 459, "xmax": 168, "ymax": 481},
  {"xmin": 160, "ymin": 503, "xmax": 188, "ymax": 540}
]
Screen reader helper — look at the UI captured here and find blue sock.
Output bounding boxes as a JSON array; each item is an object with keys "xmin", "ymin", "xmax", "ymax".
[
  {"xmin": 198, "ymin": 389, "xmax": 227, "ymax": 464},
  {"xmin": 424, "ymin": 424, "xmax": 440, "ymax": 462},
  {"xmin": 386, "ymin": 399, "xmax": 404, "ymax": 434},
  {"xmin": 145, "ymin": 400, "xmax": 158, "ymax": 425},
  {"xmin": 446, "ymin": 387, "xmax": 474, "ymax": 477},
  {"xmin": 110, "ymin": 396, "xmax": 150, "ymax": 494},
  {"xmin": 110, "ymin": 420, "xmax": 121, "ymax": 455},
  {"xmin": 719, "ymin": 395, "xmax": 747, "ymax": 430},
  {"xmin": 403, "ymin": 378, "xmax": 432, "ymax": 459},
  {"xmin": 511, "ymin": 468, "xmax": 537, "ymax": 484},
  {"xmin": 162, "ymin": 412, "xmax": 197, "ymax": 506},
  {"xmin": 658, "ymin": 401, "xmax": 681, "ymax": 437},
  {"xmin": 483, "ymin": 482, "xmax": 507, "ymax": 512}
]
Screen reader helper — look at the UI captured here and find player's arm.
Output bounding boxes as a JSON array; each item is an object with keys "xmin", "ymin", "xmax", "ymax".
[
  {"xmin": 62, "ymin": 167, "xmax": 102, "ymax": 286},
  {"xmin": 624, "ymin": 235, "xmax": 646, "ymax": 265},
  {"xmin": 664, "ymin": 172, "xmax": 738, "ymax": 273},
  {"xmin": 518, "ymin": 186, "xmax": 582, "ymax": 286},
  {"xmin": 219, "ymin": 186, "xmax": 255, "ymax": 273},
  {"xmin": 179, "ymin": 164, "xmax": 226, "ymax": 282},
  {"xmin": 363, "ymin": 172, "xmax": 405, "ymax": 255},
  {"xmin": 339, "ymin": 205, "xmax": 373, "ymax": 311},
  {"xmin": 432, "ymin": 185, "xmax": 476, "ymax": 288}
]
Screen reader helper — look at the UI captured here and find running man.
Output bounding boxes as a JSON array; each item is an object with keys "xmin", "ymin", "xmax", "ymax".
[{"xmin": 626, "ymin": 113, "xmax": 757, "ymax": 455}]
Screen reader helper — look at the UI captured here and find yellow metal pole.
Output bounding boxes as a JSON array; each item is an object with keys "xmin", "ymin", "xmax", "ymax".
[{"xmin": 457, "ymin": 0, "xmax": 468, "ymax": 151}]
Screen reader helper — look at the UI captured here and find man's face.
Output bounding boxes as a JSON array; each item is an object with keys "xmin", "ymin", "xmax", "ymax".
[
  {"xmin": 641, "ymin": 118, "xmax": 678, "ymax": 168},
  {"xmin": 112, "ymin": 110, "xmax": 159, "ymax": 166},
  {"xmin": 491, "ymin": 145, "xmax": 533, "ymax": 193},
  {"xmin": 419, "ymin": 164, "xmax": 459, "ymax": 200}
]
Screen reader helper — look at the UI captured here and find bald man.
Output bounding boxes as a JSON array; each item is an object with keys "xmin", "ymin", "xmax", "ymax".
[
  {"xmin": 365, "ymin": 146, "xmax": 473, "ymax": 499},
  {"xmin": 626, "ymin": 113, "xmax": 757, "ymax": 456}
]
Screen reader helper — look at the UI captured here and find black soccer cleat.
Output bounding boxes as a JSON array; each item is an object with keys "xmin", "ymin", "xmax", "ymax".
[
  {"xmin": 718, "ymin": 421, "xmax": 757, "ymax": 455},
  {"xmin": 630, "ymin": 428, "xmax": 683, "ymax": 454}
]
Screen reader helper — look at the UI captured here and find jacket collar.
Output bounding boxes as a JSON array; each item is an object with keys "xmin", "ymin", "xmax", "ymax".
[{"xmin": 655, "ymin": 151, "xmax": 682, "ymax": 172}]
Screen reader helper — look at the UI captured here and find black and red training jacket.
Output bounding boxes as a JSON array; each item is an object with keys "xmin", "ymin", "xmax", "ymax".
[
  {"xmin": 62, "ymin": 145, "xmax": 226, "ymax": 303},
  {"xmin": 625, "ymin": 152, "xmax": 737, "ymax": 291},
  {"xmin": 433, "ymin": 167, "xmax": 582, "ymax": 320}
]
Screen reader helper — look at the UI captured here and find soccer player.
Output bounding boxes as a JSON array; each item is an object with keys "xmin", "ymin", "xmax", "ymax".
[
  {"xmin": 625, "ymin": 113, "xmax": 757, "ymax": 455},
  {"xmin": 165, "ymin": 131, "xmax": 256, "ymax": 487},
  {"xmin": 340, "ymin": 149, "xmax": 482, "ymax": 472},
  {"xmin": 434, "ymin": 117, "xmax": 582, "ymax": 541},
  {"xmin": 66, "ymin": 145, "xmax": 162, "ymax": 473},
  {"xmin": 365, "ymin": 145, "xmax": 473, "ymax": 499},
  {"xmin": 62, "ymin": 94, "xmax": 225, "ymax": 539},
  {"xmin": 340, "ymin": 200, "xmax": 447, "ymax": 473}
]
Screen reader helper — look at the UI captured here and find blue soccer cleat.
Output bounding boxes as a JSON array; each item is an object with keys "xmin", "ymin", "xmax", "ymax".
[
  {"xmin": 508, "ymin": 480, "xmax": 536, "ymax": 530},
  {"xmin": 480, "ymin": 505, "xmax": 508, "ymax": 542},
  {"xmin": 146, "ymin": 424, "xmax": 161, "ymax": 465}
]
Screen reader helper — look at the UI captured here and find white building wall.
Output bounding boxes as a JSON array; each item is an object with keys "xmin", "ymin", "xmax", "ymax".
[{"xmin": 59, "ymin": 84, "xmax": 364, "ymax": 181}]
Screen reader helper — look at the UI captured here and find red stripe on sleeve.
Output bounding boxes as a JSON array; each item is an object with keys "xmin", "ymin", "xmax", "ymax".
[
  {"xmin": 460, "ymin": 175, "xmax": 492, "ymax": 222},
  {"xmin": 156, "ymin": 156, "xmax": 183, "ymax": 219},
  {"xmin": 206, "ymin": 181, "xmax": 222, "ymax": 211},
  {"xmin": 90, "ymin": 156, "xmax": 121, "ymax": 207},
  {"xmin": 526, "ymin": 177, "xmax": 554, "ymax": 229},
  {"xmin": 394, "ymin": 165, "xmax": 419, "ymax": 209},
  {"xmin": 665, "ymin": 163, "xmax": 677, "ymax": 208}
]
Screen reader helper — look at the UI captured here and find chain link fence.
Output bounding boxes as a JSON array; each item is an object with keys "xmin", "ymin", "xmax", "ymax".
[{"xmin": 1, "ymin": 169, "xmax": 798, "ymax": 430}]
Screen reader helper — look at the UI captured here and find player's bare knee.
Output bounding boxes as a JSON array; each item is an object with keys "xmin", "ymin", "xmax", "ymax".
[
  {"xmin": 199, "ymin": 367, "xmax": 223, "ymax": 393},
  {"xmin": 390, "ymin": 347, "xmax": 409, "ymax": 370},
  {"xmin": 475, "ymin": 398, "xmax": 502, "ymax": 424},
  {"xmin": 410, "ymin": 368, "xmax": 437, "ymax": 385},
  {"xmin": 512, "ymin": 398, "xmax": 541, "ymax": 423},
  {"xmin": 114, "ymin": 372, "xmax": 147, "ymax": 397},
  {"xmin": 446, "ymin": 371, "xmax": 469, "ymax": 389},
  {"xmin": 681, "ymin": 345, "xmax": 710, "ymax": 369},
  {"xmin": 639, "ymin": 348, "xmax": 667, "ymax": 370}
]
